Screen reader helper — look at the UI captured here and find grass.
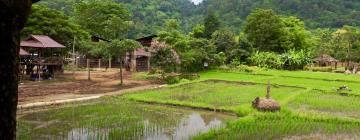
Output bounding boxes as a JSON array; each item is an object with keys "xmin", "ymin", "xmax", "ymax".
[
  {"xmin": 124, "ymin": 70, "xmax": 360, "ymax": 139},
  {"xmin": 126, "ymin": 80, "xmax": 305, "ymax": 116},
  {"xmin": 200, "ymin": 70, "xmax": 360, "ymax": 94},
  {"xmin": 289, "ymin": 90, "xmax": 360, "ymax": 118},
  {"xmin": 18, "ymin": 69, "xmax": 360, "ymax": 139},
  {"xmin": 193, "ymin": 112, "xmax": 360, "ymax": 140}
]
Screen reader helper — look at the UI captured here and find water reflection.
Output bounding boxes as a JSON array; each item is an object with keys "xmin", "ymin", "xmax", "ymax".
[
  {"xmin": 17, "ymin": 101, "xmax": 235, "ymax": 140},
  {"xmin": 66, "ymin": 112, "xmax": 226, "ymax": 140}
]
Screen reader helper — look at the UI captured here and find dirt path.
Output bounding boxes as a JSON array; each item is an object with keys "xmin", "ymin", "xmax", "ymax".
[
  {"xmin": 18, "ymin": 69, "xmax": 161, "ymax": 108},
  {"xmin": 18, "ymin": 84, "xmax": 162, "ymax": 109}
]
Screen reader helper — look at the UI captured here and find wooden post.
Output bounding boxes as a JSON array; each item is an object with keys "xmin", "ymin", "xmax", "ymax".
[
  {"xmin": 266, "ymin": 81, "xmax": 271, "ymax": 99},
  {"xmin": 109, "ymin": 58, "xmax": 112, "ymax": 69},
  {"xmin": 120, "ymin": 57, "xmax": 123, "ymax": 85},
  {"xmin": 131, "ymin": 51, "xmax": 136, "ymax": 72},
  {"xmin": 76, "ymin": 57, "xmax": 79, "ymax": 68},
  {"xmin": 147, "ymin": 57, "xmax": 151, "ymax": 72},
  {"xmin": 98, "ymin": 59, "xmax": 101, "ymax": 70},
  {"xmin": 37, "ymin": 65, "xmax": 41, "ymax": 82},
  {"xmin": 87, "ymin": 59, "xmax": 91, "ymax": 80}
]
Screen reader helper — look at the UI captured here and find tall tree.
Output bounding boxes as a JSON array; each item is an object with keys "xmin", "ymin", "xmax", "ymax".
[
  {"xmin": 210, "ymin": 28, "xmax": 237, "ymax": 54},
  {"xmin": 281, "ymin": 16, "xmax": 311, "ymax": 51},
  {"xmin": 244, "ymin": 9, "xmax": 289, "ymax": 53},
  {"xmin": 74, "ymin": 0, "xmax": 131, "ymax": 39},
  {"xmin": 22, "ymin": 5, "xmax": 89, "ymax": 51},
  {"xmin": 313, "ymin": 28, "xmax": 333, "ymax": 57},
  {"xmin": 204, "ymin": 12, "xmax": 221, "ymax": 38},
  {"xmin": 109, "ymin": 39, "xmax": 142, "ymax": 85},
  {"xmin": 0, "ymin": 0, "xmax": 39, "ymax": 139},
  {"xmin": 335, "ymin": 26, "xmax": 360, "ymax": 68}
]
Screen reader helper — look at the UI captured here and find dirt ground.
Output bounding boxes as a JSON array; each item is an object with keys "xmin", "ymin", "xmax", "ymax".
[{"xmin": 18, "ymin": 69, "xmax": 157, "ymax": 105}]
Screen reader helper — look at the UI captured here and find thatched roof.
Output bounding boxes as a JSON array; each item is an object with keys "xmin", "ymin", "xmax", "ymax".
[
  {"xmin": 313, "ymin": 54, "xmax": 339, "ymax": 62},
  {"xmin": 252, "ymin": 97, "xmax": 281, "ymax": 112}
]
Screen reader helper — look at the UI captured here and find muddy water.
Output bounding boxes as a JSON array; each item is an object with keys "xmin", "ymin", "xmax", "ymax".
[{"xmin": 17, "ymin": 100, "xmax": 236, "ymax": 140}]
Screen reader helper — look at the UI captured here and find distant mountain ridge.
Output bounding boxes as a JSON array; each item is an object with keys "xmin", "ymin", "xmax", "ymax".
[{"xmin": 39, "ymin": 0, "xmax": 360, "ymax": 35}]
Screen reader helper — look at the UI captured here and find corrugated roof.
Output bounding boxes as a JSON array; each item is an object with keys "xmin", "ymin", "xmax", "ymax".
[{"xmin": 21, "ymin": 35, "xmax": 65, "ymax": 48}]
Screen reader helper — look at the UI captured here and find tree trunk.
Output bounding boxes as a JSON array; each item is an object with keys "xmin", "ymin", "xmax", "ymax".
[
  {"xmin": 0, "ymin": 1, "xmax": 34, "ymax": 139},
  {"xmin": 119, "ymin": 56, "xmax": 123, "ymax": 85}
]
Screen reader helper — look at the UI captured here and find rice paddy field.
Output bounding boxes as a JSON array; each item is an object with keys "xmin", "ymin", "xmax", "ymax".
[{"xmin": 17, "ymin": 70, "xmax": 360, "ymax": 140}]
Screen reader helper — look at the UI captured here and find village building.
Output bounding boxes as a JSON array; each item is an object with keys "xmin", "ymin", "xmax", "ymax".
[
  {"xmin": 126, "ymin": 35, "xmax": 157, "ymax": 72},
  {"xmin": 313, "ymin": 54, "xmax": 339, "ymax": 69},
  {"xmin": 20, "ymin": 35, "xmax": 65, "ymax": 80}
]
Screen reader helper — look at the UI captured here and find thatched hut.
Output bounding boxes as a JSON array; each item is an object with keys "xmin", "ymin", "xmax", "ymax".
[{"xmin": 313, "ymin": 54, "xmax": 339, "ymax": 69}]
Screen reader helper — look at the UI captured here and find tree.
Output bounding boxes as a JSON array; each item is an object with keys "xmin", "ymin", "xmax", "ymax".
[
  {"xmin": 335, "ymin": 26, "xmax": 360, "ymax": 69},
  {"xmin": 165, "ymin": 19, "xmax": 181, "ymax": 31},
  {"xmin": 74, "ymin": 0, "xmax": 131, "ymax": 39},
  {"xmin": 0, "ymin": 1, "xmax": 39, "ymax": 139},
  {"xmin": 110, "ymin": 39, "xmax": 142, "ymax": 85},
  {"xmin": 312, "ymin": 28, "xmax": 333, "ymax": 57},
  {"xmin": 151, "ymin": 47, "xmax": 179, "ymax": 73},
  {"xmin": 204, "ymin": 12, "xmax": 221, "ymax": 39},
  {"xmin": 244, "ymin": 9, "xmax": 289, "ymax": 53},
  {"xmin": 190, "ymin": 24, "xmax": 205, "ymax": 38},
  {"xmin": 210, "ymin": 29, "xmax": 237, "ymax": 55},
  {"xmin": 281, "ymin": 16, "xmax": 311, "ymax": 51},
  {"xmin": 22, "ymin": 5, "xmax": 89, "ymax": 52},
  {"xmin": 228, "ymin": 35, "xmax": 252, "ymax": 63}
]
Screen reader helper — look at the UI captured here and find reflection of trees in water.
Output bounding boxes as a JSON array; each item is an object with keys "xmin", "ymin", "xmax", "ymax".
[{"xmin": 17, "ymin": 100, "xmax": 231, "ymax": 139}]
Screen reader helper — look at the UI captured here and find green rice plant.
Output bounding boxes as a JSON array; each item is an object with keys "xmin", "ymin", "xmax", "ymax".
[
  {"xmin": 126, "ymin": 80, "xmax": 305, "ymax": 115},
  {"xmin": 289, "ymin": 90, "xmax": 360, "ymax": 118}
]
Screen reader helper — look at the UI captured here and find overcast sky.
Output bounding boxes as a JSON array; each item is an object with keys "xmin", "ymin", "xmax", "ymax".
[{"xmin": 191, "ymin": 0, "xmax": 203, "ymax": 5}]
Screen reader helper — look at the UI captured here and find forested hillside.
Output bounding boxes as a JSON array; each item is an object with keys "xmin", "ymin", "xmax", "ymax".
[
  {"xmin": 25, "ymin": 0, "xmax": 359, "ymax": 69},
  {"xmin": 197, "ymin": 0, "xmax": 360, "ymax": 33},
  {"xmin": 38, "ymin": 0, "xmax": 199, "ymax": 37},
  {"xmin": 38, "ymin": 0, "xmax": 360, "ymax": 36}
]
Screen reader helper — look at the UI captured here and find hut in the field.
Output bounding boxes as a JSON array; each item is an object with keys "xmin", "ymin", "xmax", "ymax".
[
  {"xmin": 313, "ymin": 54, "xmax": 339, "ymax": 69},
  {"xmin": 20, "ymin": 35, "xmax": 65, "ymax": 80}
]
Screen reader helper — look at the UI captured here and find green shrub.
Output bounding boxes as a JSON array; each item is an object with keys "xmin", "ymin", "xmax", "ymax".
[
  {"xmin": 248, "ymin": 50, "xmax": 311, "ymax": 70},
  {"xmin": 281, "ymin": 50, "xmax": 312, "ymax": 70},
  {"xmin": 180, "ymin": 73, "xmax": 200, "ymax": 80},
  {"xmin": 163, "ymin": 75, "xmax": 180, "ymax": 85},
  {"xmin": 236, "ymin": 65, "xmax": 263, "ymax": 73},
  {"xmin": 248, "ymin": 51, "xmax": 284, "ymax": 69},
  {"xmin": 217, "ymin": 65, "xmax": 264, "ymax": 73}
]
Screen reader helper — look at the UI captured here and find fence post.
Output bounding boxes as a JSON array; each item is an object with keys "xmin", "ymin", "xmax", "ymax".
[
  {"xmin": 98, "ymin": 59, "xmax": 101, "ymax": 70},
  {"xmin": 87, "ymin": 59, "xmax": 91, "ymax": 80},
  {"xmin": 109, "ymin": 58, "xmax": 112, "ymax": 69}
]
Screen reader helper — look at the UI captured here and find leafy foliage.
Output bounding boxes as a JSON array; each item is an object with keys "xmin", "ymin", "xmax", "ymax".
[
  {"xmin": 244, "ymin": 9, "xmax": 289, "ymax": 53},
  {"xmin": 23, "ymin": 5, "xmax": 89, "ymax": 50},
  {"xmin": 248, "ymin": 51, "xmax": 284, "ymax": 69},
  {"xmin": 74, "ymin": 0, "xmax": 131, "ymax": 39},
  {"xmin": 204, "ymin": 12, "xmax": 221, "ymax": 38},
  {"xmin": 150, "ymin": 47, "xmax": 179, "ymax": 73}
]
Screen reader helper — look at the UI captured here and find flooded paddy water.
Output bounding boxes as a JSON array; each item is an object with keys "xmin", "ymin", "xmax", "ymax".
[{"xmin": 16, "ymin": 97, "xmax": 236, "ymax": 140}]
